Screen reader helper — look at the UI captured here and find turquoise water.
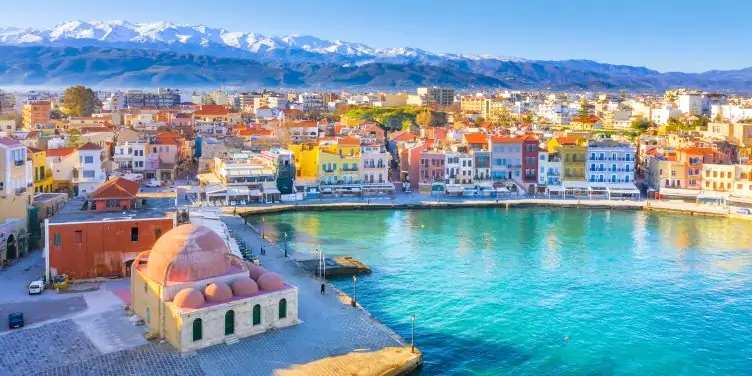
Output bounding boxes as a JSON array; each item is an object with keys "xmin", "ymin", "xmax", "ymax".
[{"xmin": 251, "ymin": 208, "xmax": 752, "ymax": 375}]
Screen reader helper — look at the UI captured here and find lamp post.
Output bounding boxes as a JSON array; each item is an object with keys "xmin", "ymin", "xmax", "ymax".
[
  {"xmin": 411, "ymin": 315, "xmax": 416, "ymax": 353},
  {"xmin": 284, "ymin": 232, "xmax": 288, "ymax": 258},
  {"xmin": 261, "ymin": 217, "xmax": 265, "ymax": 240},
  {"xmin": 351, "ymin": 274, "xmax": 357, "ymax": 307}
]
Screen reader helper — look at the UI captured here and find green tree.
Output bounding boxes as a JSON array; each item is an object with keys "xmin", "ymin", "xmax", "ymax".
[
  {"xmin": 68, "ymin": 128, "xmax": 81, "ymax": 147},
  {"xmin": 401, "ymin": 119, "xmax": 413, "ymax": 131},
  {"xmin": 577, "ymin": 98, "xmax": 590, "ymax": 119},
  {"xmin": 631, "ymin": 119, "xmax": 650, "ymax": 132},
  {"xmin": 62, "ymin": 86, "xmax": 101, "ymax": 117}
]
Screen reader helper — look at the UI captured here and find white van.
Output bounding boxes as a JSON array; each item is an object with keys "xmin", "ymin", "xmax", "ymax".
[{"xmin": 28, "ymin": 280, "xmax": 45, "ymax": 295}]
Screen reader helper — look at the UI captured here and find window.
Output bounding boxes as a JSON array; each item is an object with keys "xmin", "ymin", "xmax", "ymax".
[
  {"xmin": 74, "ymin": 231, "xmax": 82, "ymax": 243},
  {"xmin": 155, "ymin": 228, "xmax": 162, "ymax": 240},
  {"xmin": 84, "ymin": 156, "xmax": 94, "ymax": 164},
  {"xmin": 279, "ymin": 299, "xmax": 287, "ymax": 319},
  {"xmin": 105, "ymin": 199, "xmax": 119, "ymax": 208},
  {"xmin": 225, "ymin": 310, "xmax": 235, "ymax": 335},
  {"xmin": 252, "ymin": 304, "xmax": 261, "ymax": 326},
  {"xmin": 54, "ymin": 233, "xmax": 61, "ymax": 247},
  {"xmin": 82, "ymin": 170, "xmax": 95, "ymax": 178},
  {"xmin": 131, "ymin": 227, "xmax": 139, "ymax": 241},
  {"xmin": 193, "ymin": 318, "xmax": 202, "ymax": 341},
  {"xmin": 145, "ymin": 307, "xmax": 150, "ymax": 324}
]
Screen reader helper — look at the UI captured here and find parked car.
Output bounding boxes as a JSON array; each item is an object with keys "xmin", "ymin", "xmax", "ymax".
[
  {"xmin": 28, "ymin": 280, "xmax": 45, "ymax": 295},
  {"xmin": 145, "ymin": 179, "xmax": 161, "ymax": 188},
  {"xmin": 8, "ymin": 312, "xmax": 24, "ymax": 329},
  {"xmin": 736, "ymin": 208, "xmax": 751, "ymax": 215}
]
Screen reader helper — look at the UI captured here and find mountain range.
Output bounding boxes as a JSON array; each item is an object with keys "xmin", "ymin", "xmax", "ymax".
[{"xmin": 0, "ymin": 20, "xmax": 751, "ymax": 90}]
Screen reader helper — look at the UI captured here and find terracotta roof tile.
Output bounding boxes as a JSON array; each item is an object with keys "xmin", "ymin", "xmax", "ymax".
[
  {"xmin": 463, "ymin": 133, "xmax": 488, "ymax": 144},
  {"xmin": 90, "ymin": 177, "xmax": 140, "ymax": 200},
  {"xmin": 45, "ymin": 147, "xmax": 77, "ymax": 157}
]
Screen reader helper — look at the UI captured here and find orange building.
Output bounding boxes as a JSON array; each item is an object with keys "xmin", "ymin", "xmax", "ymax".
[
  {"xmin": 22, "ymin": 101, "xmax": 51, "ymax": 129},
  {"xmin": 44, "ymin": 179, "xmax": 176, "ymax": 279}
]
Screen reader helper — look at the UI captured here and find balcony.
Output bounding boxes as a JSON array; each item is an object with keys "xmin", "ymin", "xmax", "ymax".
[{"xmin": 506, "ymin": 164, "xmax": 522, "ymax": 169}]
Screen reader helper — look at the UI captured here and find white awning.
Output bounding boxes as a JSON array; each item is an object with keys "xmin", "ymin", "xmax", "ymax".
[
  {"xmin": 495, "ymin": 187, "xmax": 509, "ymax": 192},
  {"xmin": 547, "ymin": 185, "xmax": 565, "ymax": 192},
  {"xmin": 446, "ymin": 185, "xmax": 464, "ymax": 193},
  {"xmin": 227, "ymin": 187, "xmax": 250, "ymax": 196},
  {"xmin": 249, "ymin": 189, "xmax": 262, "ymax": 197},
  {"xmin": 478, "ymin": 182, "xmax": 494, "ymax": 189},
  {"xmin": 659, "ymin": 188, "xmax": 700, "ymax": 197}
]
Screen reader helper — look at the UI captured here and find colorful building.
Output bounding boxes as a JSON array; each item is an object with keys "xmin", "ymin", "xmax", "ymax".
[
  {"xmin": 0, "ymin": 137, "xmax": 33, "ymax": 264},
  {"xmin": 288, "ymin": 143, "xmax": 319, "ymax": 181},
  {"xmin": 22, "ymin": 101, "xmax": 50, "ymax": 129},
  {"xmin": 318, "ymin": 137, "xmax": 362, "ymax": 185},
  {"xmin": 558, "ymin": 138, "xmax": 588, "ymax": 182},
  {"xmin": 29, "ymin": 147, "xmax": 53, "ymax": 193}
]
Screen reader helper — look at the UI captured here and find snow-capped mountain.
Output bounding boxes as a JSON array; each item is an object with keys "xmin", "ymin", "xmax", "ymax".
[{"xmin": 0, "ymin": 20, "xmax": 525, "ymax": 65}]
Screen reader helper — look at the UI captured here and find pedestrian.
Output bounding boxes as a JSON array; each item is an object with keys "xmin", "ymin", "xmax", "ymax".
[{"xmin": 320, "ymin": 283, "xmax": 325, "ymax": 294}]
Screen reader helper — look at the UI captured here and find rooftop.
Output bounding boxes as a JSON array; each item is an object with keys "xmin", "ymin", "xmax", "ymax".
[{"xmin": 48, "ymin": 197, "xmax": 175, "ymax": 224}]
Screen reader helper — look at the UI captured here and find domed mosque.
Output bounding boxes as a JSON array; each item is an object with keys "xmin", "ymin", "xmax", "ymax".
[{"xmin": 130, "ymin": 224, "xmax": 298, "ymax": 352}]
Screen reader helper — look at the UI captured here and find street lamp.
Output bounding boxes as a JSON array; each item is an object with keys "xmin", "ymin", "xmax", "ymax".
[
  {"xmin": 284, "ymin": 232, "xmax": 288, "ymax": 258},
  {"xmin": 351, "ymin": 274, "xmax": 358, "ymax": 307},
  {"xmin": 411, "ymin": 315, "xmax": 416, "ymax": 353},
  {"xmin": 261, "ymin": 217, "xmax": 265, "ymax": 240}
]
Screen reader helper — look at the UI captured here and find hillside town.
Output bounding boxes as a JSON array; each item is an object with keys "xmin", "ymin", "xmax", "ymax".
[{"xmin": 1, "ymin": 85, "xmax": 752, "ymax": 374}]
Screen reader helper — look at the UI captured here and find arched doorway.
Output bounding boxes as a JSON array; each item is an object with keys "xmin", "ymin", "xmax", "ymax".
[
  {"xmin": 192, "ymin": 318, "xmax": 202, "ymax": 341},
  {"xmin": 6, "ymin": 234, "xmax": 17, "ymax": 260},
  {"xmin": 278, "ymin": 299, "xmax": 287, "ymax": 319},
  {"xmin": 224, "ymin": 310, "xmax": 235, "ymax": 335}
]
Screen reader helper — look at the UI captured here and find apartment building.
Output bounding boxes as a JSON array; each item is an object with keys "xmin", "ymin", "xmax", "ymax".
[
  {"xmin": 490, "ymin": 137, "xmax": 522, "ymax": 181},
  {"xmin": 22, "ymin": 101, "xmax": 50, "ymax": 129},
  {"xmin": 361, "ymin": 144, "xmax": 389, "ymax": 185},
  {"xmin": 74, "ymin": 143, "xmax": 106, "ymax": 197},
  {"xmin": 586, "ymin": 141, "xmax": 636, "ymax": 184},
  {"xmin": 416, "ymin": 87, "xmax": 455, "ymax": 107},
  {"xmin": 0, "ymin": 137, "xmax": 33, "ymax": 264}
]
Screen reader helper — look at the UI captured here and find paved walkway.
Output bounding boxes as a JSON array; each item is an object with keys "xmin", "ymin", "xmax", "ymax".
[{"xmin": 3, "ymin": 214, "xmax": 405, "ymax": 376}]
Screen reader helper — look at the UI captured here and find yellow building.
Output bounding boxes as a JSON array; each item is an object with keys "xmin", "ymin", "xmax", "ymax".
[
  {"xmin": 21, "ymin": 101, "xmax": 50, "ymax": 129},
  {"xmin": 28, "ymin": 147, "xmax": 53, "ymax": 193},
  {"xmin": 555, "ymin": 138, "xmax": 588, "ymax": 181},
  {"xmin": 288, "ymin": 143, "xmax": 320, "ymax": 181},
  {"xmin": 318, "ymin": 137, "xmax": 362, "ymax": 185}
]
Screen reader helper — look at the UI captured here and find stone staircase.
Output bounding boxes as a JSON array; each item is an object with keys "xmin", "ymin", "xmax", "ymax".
[{"xmin": 224, "ymin": 335, "xmax": 240, "ymax": 346}]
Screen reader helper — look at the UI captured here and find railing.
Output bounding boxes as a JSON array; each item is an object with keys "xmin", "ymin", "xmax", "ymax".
[{"xmin": 506, "ymin": 164, "xmax": 522, "ymax": 169}]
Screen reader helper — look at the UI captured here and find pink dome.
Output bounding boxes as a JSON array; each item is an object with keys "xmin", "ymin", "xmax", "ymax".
[
  {"xmin": 230, "ymin": 277, "xmax": 259, "ymax": 296},
  {"xmin": 246, "ymin": 262, "xmax": 268, "ymax": 281},
  {"xmin": 173, "ymin": 287, "xmax": 206, "ymax": 309},
  {"xmin": 257, "ymin": 272, "xmax": 285, "ymax": 291},
  {"xmin": 145, "ymin": 224, "xmax": 231, "ymax": 284},
  {"xmin": 204, "ymin": 282, "xmax": 233, "ymax": 302}
]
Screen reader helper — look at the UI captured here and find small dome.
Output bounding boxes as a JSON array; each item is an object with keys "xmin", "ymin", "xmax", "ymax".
[
  {"xmin": 145, "ymin": 224, "xmax": 231, "ymax": 284},
  {"xmin": 246, "ymin": 262, "xmax": 268, "ymax": 281},
  {"xmin": 231, "ymin": 277, "xmax": 259, "ymax": 296},
  {"xmin": 257, "ymin": 272, "xmax": 285, "ymax": 291},
  {"xmin": 173, "ymin": 288, "xmax": 205, "ymax": 309},
  {"xmin": 204, "ymin": 282, "xmax": 233, "ymax": 302}
]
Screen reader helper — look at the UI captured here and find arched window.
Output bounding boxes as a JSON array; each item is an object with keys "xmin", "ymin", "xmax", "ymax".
[
  {"xmin": 192, "ymin": 318, "xmax": 202, "ymax": 341},
  {"xmin": 278, "ymin": 299, "xmax": 287, "ymax": 319},
  {"xmin": 252, "ymin": 304, "xmax": 261, "ymax": 326},
  {"xmin": 225, "ymin": 310, "xmax": 235, "ymax": 335}
]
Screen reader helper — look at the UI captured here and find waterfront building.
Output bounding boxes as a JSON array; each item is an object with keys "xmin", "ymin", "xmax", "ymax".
[
  {"xmin": 557, "ymin": 138, "xmax": 588, "ymax": 182},
  {"xmin": 458, "ymin": 153, "xmax": 474, "ymax": 185},
  {"xmin": 444, "ymin": 152, "xmax": 461, "ymax": 185},
  {"xmin": 490, "ymin": 137, "xmax": 522, "ymax": 182},
  {"xmin": 586, "ymin": 140, "xmax": 636, "ymax": 184},
  {"xmin": 130, "ymin": 224, "xmax": 298, "ymax": 353},
  {"xmin": 418, "ymin": 149, "xmax": 445, "ymax": 193},
  {"xmin": 538, "ymin": 150, "xmax": 562, "ymax": 186},
  {"xmin": 28, "ymin": 147, "xmax": 53, "ymax": 193},
  {"xmin": 360, "ymin": 143, "xmax": 390, "ymax": 185},
  {"xmin": 318, "ymin": 137, "xmax": 362, "ymax": 186},
  {"xmin": 521, "ymin": 135, "xmax": 539, "ymax": 190},
  {"xmin": 289, "ymin": 143, "xmax": 319, "ymax": 181},
  {"xmin": 258, "ymin": 148, "xmax": 295, "ymax": 195},
  {"xmin": 44, "ymin": 179, "xmax": 175, "ymax": 279}
]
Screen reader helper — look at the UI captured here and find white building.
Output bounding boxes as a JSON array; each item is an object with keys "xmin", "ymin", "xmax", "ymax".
[
  {"xmin": 651, "ymin": 105, "xmax": 683, "ymax": 125},
  {"xmin": 444, "ymin": 152, "xmax": 461, "ymax": 185},
  {"xmin": 299, "ymin": 93, "xmax": 325, "ymax": 113},
  {"xmin": 360, "ymin": 144, "xmax": 390, "ymax": 185},
  {"xmin": 586, "ymin": 141, "xmax": 636, "ymax": 184},
  {"xmin": 114, "ymin": 141, "xmax": 148, "ymax": 173},
  {"xmin": 74, "ymin": 143, "xmax": 106, "ymax": 197},
  {"xmin": 677, "ymin": 94, "xmax": 710, "ymax": 116},
  {"xmin": 458, "ymin": 154, "xmax": 474, "ymax": 185},
  {"xmin": 538, "ymin": 151, "xmax": 562, "ymax": 186}
]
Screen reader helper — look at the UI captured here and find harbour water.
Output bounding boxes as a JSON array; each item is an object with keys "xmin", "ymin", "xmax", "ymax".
[{"xmin": 250, "ymin": 208, "xmax": 752, "ymax": 375}]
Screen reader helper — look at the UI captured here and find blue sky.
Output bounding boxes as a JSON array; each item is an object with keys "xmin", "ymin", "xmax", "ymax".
[{"xmin": 2, "ymin": 0, "xmax": 749, "ymax": 72}]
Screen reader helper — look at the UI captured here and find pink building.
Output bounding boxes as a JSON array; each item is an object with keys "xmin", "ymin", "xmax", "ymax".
[{"xmin": 419, "ymin": 150, "xmax": 446, "ymax": 190}]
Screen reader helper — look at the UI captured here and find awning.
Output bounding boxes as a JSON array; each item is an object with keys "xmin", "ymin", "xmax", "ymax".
[
  {"xmin": 249, "ymin": 189, "xmax": 262, "ymax": 197},
  {"xmin": 446, "ymin": 185, "xmax": 464, "ymax": 193},
  {"xmin": 547, "ymin": 185, "xmax": 565, "ymax": 192},
  {"xmin": 227, "ymin": 187, "xmax": 250, "ymax": 196},
  {"xmin": 659, "ymin": 188, "xmax": 700, "ymax": 197},
  {"xmin": 262, "ymin": 182, "xmax": 281, "ymax": 194},
  {"xmin": 478, "ymin": 182, "xmax": 494, "ymax": 189},
  {"xmin": 495, "ymin": 187, "xmax": 509, "ymax": 192}
]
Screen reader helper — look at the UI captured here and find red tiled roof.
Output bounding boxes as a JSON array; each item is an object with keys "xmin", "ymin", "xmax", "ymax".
[
  {"xmin": 556, "ymin": 137, "xmax": 579, "ymax": 145},
  {"xmin": 45, "ymin": 147, "xmax": 77, "ymax": 157},
  {"xmin": 90, "ymin": 177, "xmax": 140, "ymax": 200},
  {"xmin": 677, "ymin": 147, "xmax": 714, "ymax": 155},
  {"xmin": 571, "ymin": 115, "xmax": 600, "ymax": 123},
  {"xmin": 463, "ymin": 133, "xmax": 488, "ymax": 144},
  {"xmin": 27, "ymin": 146, "xmax": 43, "ymax": 153},
  {"xmin": 337, "ymin": 136, "xmax": 361, "ymax": 146},
  {"xmin": 77, "ymin": 142, "xmax": 102, "ymax": 151},
  {"xmin": 195, "ymin": 105, "xmax": 229, "ymax": 116}
]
